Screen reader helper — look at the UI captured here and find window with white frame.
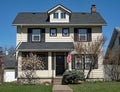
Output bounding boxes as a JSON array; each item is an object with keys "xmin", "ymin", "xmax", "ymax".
[
  {"xmin": 50, "ymin": 28, "xmax": 57, "ymax": 37},
  {"xmin": 32, "ymin": 29, "xmax": 41, "ymax": 42},
  {"xmin": 61, "ymin": 12, "xmax": 66, "ymax": 19},
  {"xmin": 78, "ymin": 29, "xmax": 87, "ymax": 41},
  {"xmin": 62, "ymin": 28, "xmax": 69, "ymax": 36},
  {"xmin": 74, "ymin": 54, "xmax": 98, "ymax": 70},
  {"xmin": 53, "ymin": 12, "xmax": 58, "ymax": 19}
]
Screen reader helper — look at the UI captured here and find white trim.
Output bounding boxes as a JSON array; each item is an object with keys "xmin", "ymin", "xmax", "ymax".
[
  {"xmin": 48, "ymin": 5, "xmax": 71, "ymax": 14},
  {"xmin": 32, "ymin": 29, "xmax": 41, "ymax": 42}
]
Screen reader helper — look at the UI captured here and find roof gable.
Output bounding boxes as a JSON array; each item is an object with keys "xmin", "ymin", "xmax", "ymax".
[
  {"xmin": 47, "ymin": 4, "xmax": 71, "ymax": 14},
  {"xmin": 108, "ymin": 27, "xmax": 120, "ymax": 49}
]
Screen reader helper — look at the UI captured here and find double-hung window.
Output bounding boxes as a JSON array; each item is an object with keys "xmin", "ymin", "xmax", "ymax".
[
  {"xmin": 78, "ymin": 29, "xmax": 87, "ymax": 41},
  {"xmin": 62, "ymin": 28, "xmax": 69, "ymax": 36},
  {"xmin": 50, "ymin": 28, "xmax": 57, "ymax": 37},
  {"xmin": 32, "ymin": 29, "xmax": 41, "ymax": 42},
  {"xmin": 74, "ymin": 54, "xmax": 98, "ymax": 70},
  {"xmin": 53, "ymin": 13, "xmax": 58, "ymax": 19},
  {"xmin": 61, "ymin": 12, "xmax": 66, "ymax": 19}
]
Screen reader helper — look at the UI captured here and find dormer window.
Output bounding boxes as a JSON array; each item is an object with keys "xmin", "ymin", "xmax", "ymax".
[
  {"xmin": 61, "ymin": 12, "xmax": 66, "ymax": 19},
  {"xmin": 48, "ymin": 5, "xmax": 71, "ymax": 23},
  {"xmin": 53, "ymin": 13, "xmax": 58, "ymax": 19}
]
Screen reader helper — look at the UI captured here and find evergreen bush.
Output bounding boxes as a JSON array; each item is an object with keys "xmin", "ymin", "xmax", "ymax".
[{"xmin": 62, "ymin": 70, "xmax": 85, "ymax": 84}]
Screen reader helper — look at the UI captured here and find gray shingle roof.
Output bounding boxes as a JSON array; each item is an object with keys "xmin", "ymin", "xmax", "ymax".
[
  {"xmin": 4, "ymin": 55, "xmax": 16, "ymax": 69},
  {"xmin": 12, "ymin": 12, "xmax": 107, "ymax": 26},
  {"xmin": 17, "ymin": 42, "xmax": 74, "ymax": 51}
]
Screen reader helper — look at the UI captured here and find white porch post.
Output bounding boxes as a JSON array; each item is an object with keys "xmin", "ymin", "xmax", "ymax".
[
  {"xmin": 68, "ymin": 62, "xmax": 72, "ymax": 71},
  {"xmin": 48, "ymin": 52, "xmax": 52, "ymax": 70},
  {"xmin": 17, "ymin": 52, "xmax": 22, "ymax": 77}
]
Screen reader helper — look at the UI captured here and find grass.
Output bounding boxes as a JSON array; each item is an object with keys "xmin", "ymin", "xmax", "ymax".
[
  {"xmin": 0, "ymin": 83, "xmax": 52, "ymax": 92},
  {"xmin": 0, "ymin": 82, "xmax": 120, "ymax": 92},
  {"xmin": 69, "ymin": 81, "xmax": 120, "ymax": 92}
]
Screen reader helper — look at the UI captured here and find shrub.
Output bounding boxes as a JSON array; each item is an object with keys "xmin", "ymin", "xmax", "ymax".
[{"xmin": 62, "ymin": 70, "xmax": 85, "ymax": 84}]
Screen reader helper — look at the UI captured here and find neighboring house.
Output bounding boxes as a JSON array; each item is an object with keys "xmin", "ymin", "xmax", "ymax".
[
  {"xmin": 106, "ymin": 27, "xmax": 120, "ymax": 51},
  {"xmin": 0, "ymin": 48, "xmax": 4, "ymax": 83},
  {"xmin": 3, "ymin": 53, "xmax": 17, "ymax": 82},
  {"xmin": 12, "ymin": 4, "xmax": 107, "ymax": 83},
  {"xmin": 104, "ymin": 27, "xmax": 120, "ymax": 81}
]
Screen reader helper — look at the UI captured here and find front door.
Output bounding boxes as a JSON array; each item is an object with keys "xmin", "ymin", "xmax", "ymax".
[{"xmin": 56, "ymin": 55, "xmax": 65, "ymax": 76}]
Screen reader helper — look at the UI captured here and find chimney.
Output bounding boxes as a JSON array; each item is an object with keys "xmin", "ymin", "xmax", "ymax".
[{"xmin": 91, "ymin": 5, "xmax": 96, "ymax": 13}]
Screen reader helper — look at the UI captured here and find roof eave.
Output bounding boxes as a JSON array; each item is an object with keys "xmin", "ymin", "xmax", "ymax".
[
  {"xmin": 12, "ymin": 23, "xmax": 107, "ymax": 26},
  {"xmin": 17, "ymin": 49, "xmax": 73, "ymax": 52}
]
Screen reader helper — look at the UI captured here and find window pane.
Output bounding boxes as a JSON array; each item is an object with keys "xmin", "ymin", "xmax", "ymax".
[
  {"xmin": 32, "ymin": 29, "xmax": 41, "ymax": 41},
  {"xmin": 50, "ymin": 28, "xmax": 57, "ymax": 36},
  {"xmin": 62, "ymin": 28, "xmax": 69, "ymax": 36},
  {"xmin": 53, "ymin": 13, "xmax": 58, "ymax": 19},
  {"xmin": 78, "ymin": 29, "xmax": 87, "ymax": 41},
  {"xmin": 34, "ymin": 36, "xmax": 39, "ymax": 41},
  {"xmin": 61, "ymin": 13, "xmax": 66, "ymax": 19}
]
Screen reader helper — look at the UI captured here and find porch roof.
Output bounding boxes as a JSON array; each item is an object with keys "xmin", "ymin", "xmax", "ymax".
[{"xmin": 17, "ymin": 42, "xmax": 74, "ymax": 51}]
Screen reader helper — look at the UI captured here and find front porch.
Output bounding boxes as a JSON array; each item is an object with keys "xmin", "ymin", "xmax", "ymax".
[{"xmin": 17, "ymin": 51, "xmax": 72, "ymax": 78}]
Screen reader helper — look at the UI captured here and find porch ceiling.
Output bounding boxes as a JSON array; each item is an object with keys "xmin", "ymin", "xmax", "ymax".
[{"xmin": 17, "ymin": 42, "xmax": 74, "ymax": 51}]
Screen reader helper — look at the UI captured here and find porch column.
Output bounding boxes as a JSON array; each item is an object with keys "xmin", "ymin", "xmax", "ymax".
[
  {"xmin": 48, "ymin": 52, "xmax": 52, "ymax": 70},
  {"xmin": 68, "ymin": 62, "xmax": 72, "ymax": 71},
  {"xmin": 17, "ymin": 52, "xmax": 22, "ymax": 77}
]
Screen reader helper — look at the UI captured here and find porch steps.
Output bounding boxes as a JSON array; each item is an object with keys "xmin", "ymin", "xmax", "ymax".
[
  {"xmin": 52, "ymin": 85, "xmax": 73, "ymax": 92},
  {"xmin": 53, "ymin": 77, "xmax": 62, "ymax": 85}
]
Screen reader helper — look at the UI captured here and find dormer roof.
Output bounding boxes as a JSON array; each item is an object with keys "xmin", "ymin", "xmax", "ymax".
[{"xmin": 47, "ymin": 4, "xmax": 71, "ymax": 14}]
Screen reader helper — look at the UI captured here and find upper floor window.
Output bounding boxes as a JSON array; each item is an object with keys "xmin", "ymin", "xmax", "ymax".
[
  {"xmin": 74, "ymin": 28, "xmax": 91, "ymax": 42},
  {"xmin": 62, "ymin": 28, "xmax": 69, "ymax": 37},
  {"xmin": 53, "ymin": 13, "xmax": 58, "ymax": 19},
  {"xmin": 61, "ymin": 12, "xmax": 66, "ymax": 19},
  {"xmin": 78, "ymin": 29, "xmax": 87, "ymax": 41},
  {"xmin": 32, "ymin": 29, "xmax": 41, "ymax": 42},
  {"xmin": 50, "ymin": 28, "xmax": 57, "ymax": 37}
]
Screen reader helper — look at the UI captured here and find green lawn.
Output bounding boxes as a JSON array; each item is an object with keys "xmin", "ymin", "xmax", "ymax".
[
  {"xmin": 0, "ymin": 83, "xmax": 52, "ymax": 92},
  {"xmin": 0, "ymin": 82, "xmax": 120, "ymax": 92},
  {"xmin": 69, "ymin": 82, "xmax": 120, "ymax": 92}
]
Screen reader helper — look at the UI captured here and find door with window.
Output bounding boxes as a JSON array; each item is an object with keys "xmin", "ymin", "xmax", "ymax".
[{"xmin": 56, "ymin": 55, "xmax": 65, "ymax": 76}]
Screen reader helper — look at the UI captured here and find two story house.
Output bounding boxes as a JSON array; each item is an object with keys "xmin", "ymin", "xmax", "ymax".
[{"xmin": 13, "ymin": 4, "xmax": 107, "ymax": 83}]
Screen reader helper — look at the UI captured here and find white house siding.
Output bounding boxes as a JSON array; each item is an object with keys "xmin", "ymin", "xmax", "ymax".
[
  {"xmin": 4, "ymin": 69, "xmax": 17, "ymax": 82},
  {"xmin": 92, "ymin": 26, "xmax": 102, "ymax": 41},
  {"xmin": 85, "ymin": 56, "xmax": 104, "ymax": 79},
  {"xmin": 49, "ymin": 9, "xmax": 70, "ymax": 23},
  {"xmin": 16, "ymin": 26, "xmax": 28, "ymax": 45},
  {"xmin": 46, "ymin": 27, "xmax": 74, "ymax": 42},
  {"xmin": 16, "ymin": 26, "xmax": 104, "ymax": 80},
  {"xmin": 16, "ymin": 26, "xmax": 102, "ymax": 44}
]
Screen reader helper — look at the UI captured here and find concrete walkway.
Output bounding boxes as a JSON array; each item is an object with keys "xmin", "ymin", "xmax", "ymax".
[{"xmin": 52, "ymin": 85, "xmax": 73, "ymax": 92}]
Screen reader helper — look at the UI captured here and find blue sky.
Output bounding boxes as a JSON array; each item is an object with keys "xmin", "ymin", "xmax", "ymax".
[{"xmin": 0, "ymin": 0, "xmax": 120, "ymax": 51}]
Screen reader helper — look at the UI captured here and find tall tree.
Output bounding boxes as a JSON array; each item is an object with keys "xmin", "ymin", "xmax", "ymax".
[{"xmin": 73, "ymin": 36, "xmax": 106, "ymax": 79}]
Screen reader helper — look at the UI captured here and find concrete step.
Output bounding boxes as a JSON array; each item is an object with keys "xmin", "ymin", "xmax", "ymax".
[
  {"xmin": 52, "ymin": 85, "xmax": 73, "ymax": 92},
  {"xmin": 53, "ymin": 78, "xmax": 62, "ymax": 85}
]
